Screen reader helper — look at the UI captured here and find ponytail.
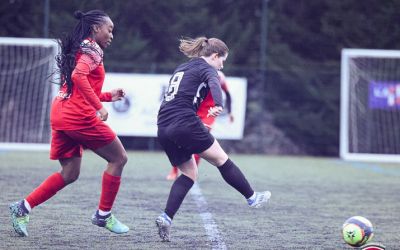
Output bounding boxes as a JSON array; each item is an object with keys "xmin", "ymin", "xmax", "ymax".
[{"xmin": 179, "ymin": 36, "xmax": 228, "ymax": 58}]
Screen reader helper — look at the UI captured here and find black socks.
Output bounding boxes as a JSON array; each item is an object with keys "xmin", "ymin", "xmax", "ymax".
[
  {"xmin": 218, "ymin": 158, "xmax": 254, "ymax": 199},
  {"xmin": 164, "ymin": 174, "xmax": 194, "ymax": 219},
  {"xmin": 164, "ymin": 159, "xmax": 253, "ymax": 219}
]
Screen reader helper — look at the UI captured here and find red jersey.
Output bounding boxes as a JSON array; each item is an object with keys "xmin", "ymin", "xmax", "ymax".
[
  {"xmin": 51, "ymin": 39, "xmax": 112, "ymax": 130},
  {"xmin": 197, "ymin": 71, "xmax": 230, "ymax": 126}
]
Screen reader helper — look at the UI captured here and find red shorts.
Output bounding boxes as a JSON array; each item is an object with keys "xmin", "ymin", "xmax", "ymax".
[{"xmin": 50, "ymin": 122, "xmax": 116, "ymax": 160}]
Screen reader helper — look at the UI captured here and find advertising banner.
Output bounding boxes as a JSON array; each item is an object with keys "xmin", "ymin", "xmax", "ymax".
[
  {"xmin": 102, "ymin": 73, "xmax": 247, "ymax": 139},
  {"xmin": 369, "ymin": 81, "xmax": 400, "ymax": 109}
]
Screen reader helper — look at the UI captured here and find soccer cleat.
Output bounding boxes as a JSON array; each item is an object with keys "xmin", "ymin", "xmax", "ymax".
[
  {"xmin": 155, "ymin": 212, "xmax": 172, "ymax": 242},
  {"xmin": 247, "ymin": 191, "xmax": 272, "ymax": 208},
  {"xmin": 9, "ymin": 201, "xmax": 30, "ymax": 237},
  {"xmin": 91, "ymin": 212, "xmax": 129, "ymax": 234}
]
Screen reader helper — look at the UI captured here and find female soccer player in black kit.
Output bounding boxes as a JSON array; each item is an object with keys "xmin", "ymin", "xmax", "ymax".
[{"xmin": 155, "ymin": 36, "xmax": 271, "ymax": 242}]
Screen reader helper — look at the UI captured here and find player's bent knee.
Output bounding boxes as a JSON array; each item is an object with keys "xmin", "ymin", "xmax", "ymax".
[
  {"xmin": 204, "ymin": 156, "xmax": 228, "ymax": 167},
  {"xmin": 120, "ymin": 152, "xmax": 128, "ymax": 167},
  {"xmin": 63, "ymin": 174, "xmax": 79, "ymax": 185},
  {"xmin": 179, "ymin": 166, "xmax": 197, "ymax": 181},
  {"xmin": 215, "ymin": 158, "xmax": 228, "ymax": 167},
  {"xmin": 108, "ymin": 150, "xmax": 128, "ymax": 167},
  {"xmin": 184, "ymin": 172, "xmax": 197, "ymax": 181}
]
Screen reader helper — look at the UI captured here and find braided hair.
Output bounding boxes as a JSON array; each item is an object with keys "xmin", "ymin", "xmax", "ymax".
[{"xmin": 55, "ymin": 10, "xmax": 109, "ymax": 95}]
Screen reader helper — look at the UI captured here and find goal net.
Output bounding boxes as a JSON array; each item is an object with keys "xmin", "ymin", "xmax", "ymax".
[
  {"xmin": 0, "ymin": 37, "xmax": 58, "ymax": 151},
  {"xmin": 341, "ymin": 49, "xmax": 400, "ymax": 162}
]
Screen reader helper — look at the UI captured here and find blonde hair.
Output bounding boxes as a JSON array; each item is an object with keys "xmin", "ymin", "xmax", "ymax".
[{"xmin": 179, "ymin": 36, "xmax": 229, "ymax": 58}]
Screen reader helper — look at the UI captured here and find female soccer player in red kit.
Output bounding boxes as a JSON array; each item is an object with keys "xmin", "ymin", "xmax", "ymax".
[
  {"xmin": 9, "ymin": 10, "xmax": 129, "ymax": 236},
  {"xmin": 165, "ymin": 70, "xmax": 234, "ymax": 180}
]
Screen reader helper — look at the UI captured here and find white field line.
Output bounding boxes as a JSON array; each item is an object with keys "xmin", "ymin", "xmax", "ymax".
[{"xmin": 190, "ymin": 182, "xmax": 227, "ymax": 250}]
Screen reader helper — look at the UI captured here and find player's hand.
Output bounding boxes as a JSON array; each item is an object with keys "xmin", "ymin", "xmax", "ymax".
[
  {"xmin": 111, "ymin": 88, "xmax": 125, "ymax": 101},
  {"xmin": 207, "ymin": 106, "xmax": 223, "ymax": 117},
  {"xmin": 98, "ymin": 107, "xmax": 109, "ymax": 121}
]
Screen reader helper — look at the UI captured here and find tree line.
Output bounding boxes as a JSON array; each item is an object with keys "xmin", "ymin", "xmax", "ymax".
[{"xmin": 2, "ymin": 0, "xmax": 399, "ymax": 155}]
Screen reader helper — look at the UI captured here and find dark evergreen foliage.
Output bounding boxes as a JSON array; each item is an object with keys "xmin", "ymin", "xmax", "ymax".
[{"xmin": 1, "ymin": 0, "xmax": 399, "ymax": 155}]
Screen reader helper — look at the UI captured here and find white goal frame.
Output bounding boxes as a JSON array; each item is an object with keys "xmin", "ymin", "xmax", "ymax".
[
  {"xmin": 340, "ymin": 48, "xmax": 400, "ymax": 162},
  {"xmin": 0, "ymin": 37, "xmax": 58, "ymax": 151}
]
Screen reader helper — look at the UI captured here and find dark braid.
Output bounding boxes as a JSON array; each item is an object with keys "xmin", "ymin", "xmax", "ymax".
[{"xmin": 55, "ymin": 10, "xmax": 108, "ymax": 96}]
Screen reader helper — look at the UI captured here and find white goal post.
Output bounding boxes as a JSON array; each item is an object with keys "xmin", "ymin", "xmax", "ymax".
[
  {"xmin": 0, "ymin": 37, "xmax": 58, "ymax": 151},
  {"xmin": 341, "ymin": 48, "xmax": 400, "ymax": 162}
]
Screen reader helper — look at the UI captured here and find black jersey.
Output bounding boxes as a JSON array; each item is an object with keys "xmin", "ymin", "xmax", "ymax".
[{"xmin": 157, "ymin": 58, "xmax": 223, "ymax": 126}]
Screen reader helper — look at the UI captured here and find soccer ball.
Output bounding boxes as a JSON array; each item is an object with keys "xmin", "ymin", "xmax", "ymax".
[{"xmin": 342, "ymin": 216, "xmax": 374, "ymax": 247}]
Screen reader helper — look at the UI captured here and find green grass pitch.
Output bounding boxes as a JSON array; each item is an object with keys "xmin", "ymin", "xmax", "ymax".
[{"xmin": 0, "ymin": 151, "xmax": 399, "ymax": 249}]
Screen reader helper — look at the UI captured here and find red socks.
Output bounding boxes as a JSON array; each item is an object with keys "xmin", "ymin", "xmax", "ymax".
[
  {"xmin": 24, "ymin": 171, "xmax": 121, "ymax": 212},
  {"xmin": 25, "ymin": 172, "xmax": 66, "ymax": 209},
  {"xmin": 98, "ymin": 171, "xmax": 121, "ymax": 211}
]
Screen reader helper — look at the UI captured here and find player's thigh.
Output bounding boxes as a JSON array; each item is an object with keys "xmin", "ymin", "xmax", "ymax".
[
  {"xmin": 63, "ymin": 123, "xmax": 127, "ymax": 164},
  {"xmin": 93, "ymin": 136, "xmax": 127, "ymax": 165},
  {"xmin": 59, "ymin": 157, "xmax": 82, "ymax": 170},
  {"xmin": 199, "ymin": 139, "xmax": 228, "ymax": 167}
]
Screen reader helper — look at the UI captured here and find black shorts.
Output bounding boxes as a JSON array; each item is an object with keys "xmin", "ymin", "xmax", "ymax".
[{"xmin": 157, "ymin": 117, "xmax": 215, "ymax": 166}]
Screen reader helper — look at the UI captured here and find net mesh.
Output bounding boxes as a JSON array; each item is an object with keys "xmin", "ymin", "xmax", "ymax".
[
  {"xmin": 0, "ymin": 40, "xmax": 56, "ymax": 144},
  {"xmin": 348, "ymin": 56, "xmax": 400, "ymax": 154}
]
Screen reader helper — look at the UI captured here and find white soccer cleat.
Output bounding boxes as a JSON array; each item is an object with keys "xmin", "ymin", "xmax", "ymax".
[
  {"xmin": 247, "ymin": 191, "xmax": 271, "ymax": 208},
  {"xmin": 155, "ymin": 212, "xmax": 172, "ymax": 242}
]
